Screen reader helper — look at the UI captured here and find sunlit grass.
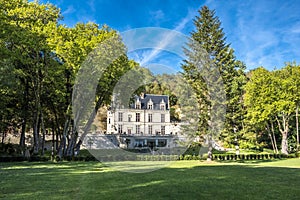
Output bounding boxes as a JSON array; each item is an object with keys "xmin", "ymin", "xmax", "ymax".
[{"xmin": 1, "ymin": 159, "xmax": 300, "ymax": 199}]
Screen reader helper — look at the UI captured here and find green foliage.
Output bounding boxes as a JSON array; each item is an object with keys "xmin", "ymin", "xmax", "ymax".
[
  {"xmin": 181, "ymin": 6, "xmax": 247, "ymax": 154},
  {"xmin": 244, "ymin": 65, "xmax": 300, "ymax": 154},
  {"xmin": 0, "ymin": 0, "xmax": 136, "ymax": 157}
]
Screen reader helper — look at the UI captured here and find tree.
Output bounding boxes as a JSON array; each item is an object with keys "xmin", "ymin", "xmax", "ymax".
[
  {"xmin": 48, "ymin": 22, "xmax": 137, "ymax": 157},
  {"xmin": 244, "ymin": 68, "xmax": 279, "ymax": 152},
  {"xmin": 72, "ymin": 35, "xmax": 135, "ymax": 154},
  {"xmin": 245, "ymin": 66, "xmax": 296, "ymax": 154},
  {"xmin": 0, "ymin": 0, "xmax": 61, "ymax": 154},
  {"xmin": 287, "ymin": 63, "xmax": 300, "ymax": 151},
  {"xmin": 0, "ymin": 0, "xmax": 136, "ymax": 158},
  {"xmin": 182, "ymin": 6, "xmax": 244, "ymax": 159},
  {"xmin": 47, "ymin": 23, "xmax": 120, "ymax": 157}
]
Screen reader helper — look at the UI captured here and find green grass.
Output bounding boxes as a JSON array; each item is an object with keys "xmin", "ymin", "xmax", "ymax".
[{"xmin": 1, "ymin": 159, "xmax": 300, "ymax": 199}]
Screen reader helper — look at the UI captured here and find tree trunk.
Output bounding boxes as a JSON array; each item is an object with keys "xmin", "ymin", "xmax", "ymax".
[
  {"xmin": 207, "ymin": 134, "xmax": 212, "ymax": 161},
  {"xmin": 296, "ymin": 105, "xmax": 299, "ymax": 151},
  {"xmin": 33, "ymin": 72, "xmax": 42, "ymax": 155},
  {"xmin": 281, "ymin": 132, "xmax": 288, "ymax": 155},
  {"xmin": 57, "ymin": 119, "xmax": 69, "ymax": 159},
  {"xmin": 66, "ymin": 122, "xmax": 79, "ymax": 157},
  {"xmin": 56, "ymin": 127, "xmax": 59, "ymax": 151},
  {"xmin": 74, "ymin": 93, "xmax": 107, "ymax": 154},
  {"xmin": 50, "ymin": 102, "xmax": 61, "ymax": 151},
  {"xmin": 66, "ymin": 123, "xmax": 72, "ymax": 156},
  {"xmin": 271, "ymin": 121, "xmax": 279, "ymax": 154},
  {"xmin": 20, "ymin": 119, "xmax": 26, "ymax": 149},
  {"xmin": 41, "ymin": 113, "xmax": 46, "ymax": 156},
  {"xmin": 20, "ymin": 80, "xmax": 29, "ymax": 149},
  {"xmin": 51, "ymin": 121, "xmax": 55, "ymax": 161},
  {"xmin": 57, "ymin": 135, "xmax": 66, "ymax": 160},
  {"xmin": 276, "ymin": 115, "xmax": 289, "ymax": 155},
  {"xmin": 1, "ymin": 126, "xmax": 5, "ymax": 145},
  {"xmin": 266, "ymin": 124, "xmax": 275, "ymax": 153},
  {"xmin": 74, "ymin": 110, "xmax": 97, "ymax": 154},
  {"xmin": 33, "ymin": 112, "xmax": 40, "ymax": 154}
]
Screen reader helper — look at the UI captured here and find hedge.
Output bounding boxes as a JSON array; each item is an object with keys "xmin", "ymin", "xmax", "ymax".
[
  {"xmin": 1, "ymin": 152, "xmax": 299, "ymax": 162},
  {"xmin": 0, "ymin": 156, "xmax": 50, "ymax": 162},
  {"xmin": 213, "ymin": 153, "xmax": 299, "ymax": 161}
]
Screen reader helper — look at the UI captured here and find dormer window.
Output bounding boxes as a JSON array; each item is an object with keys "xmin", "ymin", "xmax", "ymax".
[
  {"xmin": 147, "ymin": 98, "xmax": 153, "ymax": 109},
  {"xmin": 135, "ymin": 98, "xmax": 141, "ymax": 109},
  {"xmin": 160, "ymin": 98, "xmax": 165, "ymax": 110}
]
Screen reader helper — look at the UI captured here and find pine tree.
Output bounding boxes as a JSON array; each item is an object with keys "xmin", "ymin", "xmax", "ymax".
[{"xmin": 182, "ymin": 6, "xmax": 246, "ymax": 156}]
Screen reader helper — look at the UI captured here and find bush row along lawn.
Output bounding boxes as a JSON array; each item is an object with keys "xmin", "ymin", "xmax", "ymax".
[{"xmin": 0, "ymin": 159, "xmax": 300, "ymax": 200}]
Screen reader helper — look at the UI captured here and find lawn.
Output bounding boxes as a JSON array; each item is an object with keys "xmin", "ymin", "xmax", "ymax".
[{"xmin": 1, "ymin": 159, "xmax": 300, "ymax": 199}]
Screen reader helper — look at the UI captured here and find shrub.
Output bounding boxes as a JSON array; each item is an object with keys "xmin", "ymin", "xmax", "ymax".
[
  {"xmin": 184, "ymin": 155, "xmax": 192, "ymax": 160},
  {"xmin": 201, "ymin": 154, "xmax": 208, "ymax": 160},
  {"xmin": 288, "ymin": 153, "xmax": 297, "ymax": 158},
  {"xmin": 179, "ymin": 155, "xmax": 184, "ymax": 160},
  {"xmin": 0, "ymin": 156, "xmax": 26, "ymax": 162},
  {"xmin": 192, "ymin": 155, "xmax": 198, "ymax": 160},
  {"xmin": 219, "ymin": 155, "xmax": 225, "ymax": 160}
]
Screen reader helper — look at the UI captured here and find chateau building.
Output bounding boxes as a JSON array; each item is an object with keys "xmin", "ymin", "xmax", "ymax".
[
  {"xmin": 107, "ymin": 94, "xmax": 170, "ymax": 135},
  {"xmin": 107, "ymin": 94, "xmax": 177, "ymax": 149}
]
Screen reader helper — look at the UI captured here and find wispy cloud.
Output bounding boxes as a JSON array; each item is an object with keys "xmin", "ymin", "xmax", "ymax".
[
  {"xmin": 290, "ymin": 22, "xmax": 300, "ymax": 34},
  {"xmin": 150, "ymin": 10, "xmax": 165, "ymax": 21},
  {"xmin": 140, "ymin": 8, "xmax": 197, "ymax": 66},
  {"xmin": 87, "ymin": 0, "xmax": 96, "ymax": 13},
  {"xmin": 202, "ymin": 0, "xmax": 300, "ymax": 70},
  {"xmin": 227, "ymin": 1, "xmax": 300, "ymax": 69},
  {"xmin": 149, "ymin": 10, "xmax": 166, "ymax": 27},
  {"xmin": 62, "ymin": 5, "xmax": 75, "ymax": 15}
]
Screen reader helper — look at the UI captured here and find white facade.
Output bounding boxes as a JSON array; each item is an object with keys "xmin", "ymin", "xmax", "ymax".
[{"xmin": 107, "ymin": 94, "xmax": 171, "ymax": 136}]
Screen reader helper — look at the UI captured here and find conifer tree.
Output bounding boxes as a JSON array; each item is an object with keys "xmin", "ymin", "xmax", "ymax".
[{"xmin": 182, "ymin": 6, "xmax": 246, "ymax": 154}]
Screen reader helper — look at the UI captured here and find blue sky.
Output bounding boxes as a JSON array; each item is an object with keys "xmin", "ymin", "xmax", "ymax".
[{"xmin": 43, "ymin": 0, "xmax": 300, "ymax": 71}]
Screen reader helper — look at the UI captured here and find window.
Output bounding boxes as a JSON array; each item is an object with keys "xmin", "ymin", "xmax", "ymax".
[
  {"xmin": 108, "ymin": 118, "xmax": 111, "ymax": 124},
  {"xmin": 136, "ymin": 125, "xmax": 140, "ymax": 134},
  {"xmin": 161, "ymin": 114, "xmax": 165, "ymax": 122},
  {"xmin": 148, "ymin": 125, "xmax": 152, "ymax": 135},
  {"xmin": 161, "ymin": 126, "xmax": 165, "ymax": 135},
  {"xmin": 128, "ymin": 114, "xmax": 132, "ymax": 122},
  {"xmin": 148, "ymin": 99, "xmax": 153, "ymax": 109},
  {"xmin": 118, "ymin": 125, "xmax": 123, "ymax": 134},
  {"xmin": 136, "ymin": 102, "xmax": 141, "ymax": 109},
  {"xmin": 160, "ymin": 104, "xmax": 165, "ymax": 110},
  {"xmin": 118, "ymin": 112, "xmax": 123, "ymax": 122},
  {"xmin": 136, "ymin": 113, "xmax": 140, "ymax": 122},
  {"xmin": 148, "ymin": 114, "xmax": 152, "ymax": 122}
]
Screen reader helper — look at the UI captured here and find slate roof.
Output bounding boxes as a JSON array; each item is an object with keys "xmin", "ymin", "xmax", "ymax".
[{"xmin": 131, "ymin": 94, "xmax": 169, "ymax": 110}]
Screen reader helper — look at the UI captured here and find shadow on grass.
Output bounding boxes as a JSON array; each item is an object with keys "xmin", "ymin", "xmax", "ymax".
[{"xmin": 1, "ymin": 160, "xmax": 300, "ymax": 200}]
